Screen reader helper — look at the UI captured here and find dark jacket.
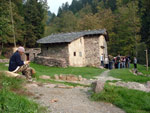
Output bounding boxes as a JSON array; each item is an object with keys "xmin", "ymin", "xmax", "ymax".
[{"xmin": 9, "ymin": 51, "xmax": 24, "ymax": 71}]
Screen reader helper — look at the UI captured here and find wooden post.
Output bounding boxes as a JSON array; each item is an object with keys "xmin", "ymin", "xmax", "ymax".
[{"xmin": 146, "ymin": 49, "xmax": 149, "ymax": 71}]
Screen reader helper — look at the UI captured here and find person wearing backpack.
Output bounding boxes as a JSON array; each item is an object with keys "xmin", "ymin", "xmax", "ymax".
[{"xmin": 117, "ymin": 54, "xmax": 121, "ymax": 69}]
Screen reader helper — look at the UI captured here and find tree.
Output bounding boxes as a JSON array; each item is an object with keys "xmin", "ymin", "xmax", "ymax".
[
  {"xmin": 77, "ymin": 13, "xmax": 100, "ymax": 30},
  {"xmin": 140, "ymin": 0, "xmax": 150, "ymax": 49},
  {"xmin": 24, "ymin": 0, "xmax": 47, "ymax": 47},
  {"xmin": 111, "ymin": 0, "xmax": 141, "ymax": 56},
  {"xmin": 0, "ymin": 0, "xmax": 12, "ymax": 47}
]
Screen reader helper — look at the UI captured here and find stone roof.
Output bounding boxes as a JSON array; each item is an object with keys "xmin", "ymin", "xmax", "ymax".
[{"xmin": 37, "ymin": 29, "xmax": 109, "ymax": 44}]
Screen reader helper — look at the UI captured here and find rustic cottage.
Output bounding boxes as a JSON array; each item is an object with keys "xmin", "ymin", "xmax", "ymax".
[{"xmin": 35, "ymin": 29, "xmax": 109, "ymax": 67}]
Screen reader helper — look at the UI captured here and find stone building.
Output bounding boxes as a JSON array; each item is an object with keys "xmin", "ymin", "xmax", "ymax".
[
  {"xmin": 25, "ymin": 48, "xmax": 41, "ymax": 61},
  {"xmin": 35, "ymin": 29, "xmax": 109, "ymax": 67}
]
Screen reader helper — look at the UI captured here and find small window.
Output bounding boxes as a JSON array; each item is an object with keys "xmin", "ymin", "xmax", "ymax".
[
  {"xmin": 74, "ymin": 52, "xmax": 76, "ymax": 56},
  {"xmin": 79, "ymin": 52, "xmax": 82, "ymax": 57}
]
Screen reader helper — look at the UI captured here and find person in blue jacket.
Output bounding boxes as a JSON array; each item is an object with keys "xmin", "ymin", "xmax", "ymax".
[{"xmin": 9, "ymin": 46, "xmax": 32, "ymax": 79}]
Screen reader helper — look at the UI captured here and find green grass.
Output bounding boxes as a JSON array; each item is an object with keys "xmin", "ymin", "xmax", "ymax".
[
  {"xmin": 0, "ymin": 55, "xmax": 6, "ymax": 59},
  {"xmin": 30, "ymin": 62, "xmax": 105, "ymax": 79},
  {"xmin": 0, "ymin": 73, "xmax": 25, "ymax": 90},
  {"xmin": 0, "ymin": 89, "xmax": 46, "ymax": 113},
  {"xmin": 109, "ymin": 68, "xmax": 150, "ymax": 83},
  {"xmin": 0, "ymin": 63, "xmax": 8, "ymax": 71},
  {"xmin": 0, "ymin": 73, "xmax": 47, "ymax": 113},
  {"xmin": 91, "ymin": 84, "xmax": 150, "ymax": 113},
  {"xmin": 0, "ymin": 62, "xmax": 105, "ymax": 79},
  {"xmin": 137, "ymin": 64, "xmax": 150, "ymax": 75}
]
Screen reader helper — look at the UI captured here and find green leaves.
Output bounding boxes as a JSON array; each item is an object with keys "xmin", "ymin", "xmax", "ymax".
[{"xmin": 24, "ymin": 0, "xmax": 46, "ymax": 47}]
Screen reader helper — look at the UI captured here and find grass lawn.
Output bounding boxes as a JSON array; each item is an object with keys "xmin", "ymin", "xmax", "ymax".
[
  {"xmin": 91, "ymin": 84, "xmax": 150, "ymax": 113},
  {"xmin": 0, "ymin": 63, "xmax": 8, "ymax": 71},
  {"xmin": 30, "ymin": 62, "xmax": 105, "ymax": 79},
  {"xmin": 0, "ymin": 55, "xmax": 6, "ymax": 59},
  {"xmin": 0, "ymin": 62, "xmax": 105, "ymax": 79},
  {"xmin": 109, "ymin": 64, "xmax": 150, "ymax": 83},
  {"xmin": 0, "ymin": 73, "xmax": 46, "ymax": 113},
  {"xmin": 137, "ymin": 64, "xmax": 150, "ymax": 75}
]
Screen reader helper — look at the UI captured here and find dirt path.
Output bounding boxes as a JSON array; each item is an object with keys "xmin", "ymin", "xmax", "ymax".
[
  {"xmin": 95, "ymin": 70, "xmax": 121, "ymax": 82},
  {"xmin": 26, "ymin": 71, "xmax": 125, "ymax": 113}
]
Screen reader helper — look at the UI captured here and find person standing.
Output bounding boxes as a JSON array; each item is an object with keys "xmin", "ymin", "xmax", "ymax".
[
  {"xmin": 128, "ymin": 56, "xmax": 131, "ymax": 68},
  {"xmin": 117, "ymin": 54, "xmax": 121, "ymax": 69},
  {"xmin": 8, "ymin": 46, "xmax": 33, "ymax": 79},
  {"xmin": 122, "ymin": 57, "xmax": 126, "ymax": 68},
  {"xmin": 100, "ymin": 54, "xmax": 104, "ymax": 67},
  {"xmin": 134, "ymin": 57, "xmax": 137, "ymax": 69},
  {"xmin": 108, "ymin": 55, "xmax": 113, "ymax": 69}
]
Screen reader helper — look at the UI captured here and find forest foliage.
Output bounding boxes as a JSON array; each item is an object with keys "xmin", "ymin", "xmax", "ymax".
[
  {"xmin": 0, "ymin": 0, "xmax": 150, "ymax": 64},
  {"xmin": 0, "ymin": 0, "xmax": 47, "ymax": 48},
  {"xmin": 46, "ymin": 0, "xmax": 150, "ymax": 64}
]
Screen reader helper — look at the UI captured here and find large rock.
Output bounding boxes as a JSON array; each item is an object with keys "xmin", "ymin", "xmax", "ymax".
[
  {"xmin": 66, "ymin": 75, "xmax": 79, "ymax": 81},
  {"xmin": 39, "ymin": 75, "xmax": 51, "ymax": 80},
  {"xmin": 54, "ymin": 74, "xmax": 59, "ymax": 80},
  {"xmin": 0, "ymin": 71, "xmax": 26, "ymax": 79},
  {"xmin": 35, "ymin": 56, "xmax": 67, "ymax": 67},
  {"xmin": 59, "ymin": 75, "xmax": 67, "ymax": 80},
  {"xmin": 0, "ymin": 71, "xmax": 19, "ymax": 77},
  {"xmin": 146, "ymin": 81, "xmax": 150, "ymax": 88},
  {"xmin": 78, "ymin": 75, "xmax": 83, "ymax": 81},
  {"xmin": 92, "ymin": 81, "xmax": 105, "ymax": 93},
  {"xmin": 0, "ymin": 59, "xmax": 9, "ymax": 63}
]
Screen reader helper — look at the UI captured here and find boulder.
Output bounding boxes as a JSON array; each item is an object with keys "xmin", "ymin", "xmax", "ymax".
[
  {"xmin": 39, "ymin": 75, "xmax": 51, "ymax": 80},
  {"xmin": 54, "ymin": 74, "xmax": 59, "ymax": 80},
  {"xmin": 59, "ymin": 74, "xmax": 67, "ymax": 80},
  {"xmin": 0, "ymin": 71, "xmax": 20, "ymax": 77},
  {"xmin": 66, "ymin": 75, "xmax": 78, "ymax": 81},
  {"xmin": 92, "ymin": 81, "xmax": 105, "ymax": 93},
  {"xmin": 146, "ymin": 81, "xmax": 150, "ymax": 88},
  {"xmin": 0, "ymin": 71, "xmax": 26, "ymax": 79},
  {"xmin": 78, "ymin": 75, "xmax": 83, "ymax": 81},
  {"xmin": 59, "ymin": 75, "xmax": 63, "ymax": 80}
]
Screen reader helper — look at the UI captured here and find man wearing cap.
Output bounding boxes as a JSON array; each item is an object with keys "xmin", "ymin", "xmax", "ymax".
[{"xmin": 8, "ymin": 46, "xmax": 32, "ymax": 79}]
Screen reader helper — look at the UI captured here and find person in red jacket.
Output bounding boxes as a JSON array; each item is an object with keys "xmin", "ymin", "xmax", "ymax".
[{"xmin": 9, "ymin": 46, "xmax": 33, "ymax": 79}]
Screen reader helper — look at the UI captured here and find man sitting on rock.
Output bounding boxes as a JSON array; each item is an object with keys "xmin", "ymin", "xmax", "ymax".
[{"xmin": 8, "ymin": 46, "xmax": 34, "ymax": 79}]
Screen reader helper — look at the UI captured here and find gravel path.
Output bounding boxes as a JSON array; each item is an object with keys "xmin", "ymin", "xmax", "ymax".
[
  {"xmin": 95, "ymin": 70, "xmax": 121, "ymax": 82},
  {"xmin": 26, "ymin": 70, "xmax": 125, "ymax": 113}
]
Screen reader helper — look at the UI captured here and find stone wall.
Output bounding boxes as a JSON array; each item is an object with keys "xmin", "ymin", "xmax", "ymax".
[
  {"xmin": 25, "ymin": 48, "xmax": 41, "ymax": 61},
  {"xmin": 35, "ymin": 56, "xmax": 67, "ymax": 67},
  {"xmin": 0, "ymin": 59, "xmax": 9, "ymax": 63},
  {"xmin": 84, "ymin": 35, "xmax": 100, "ymax": 67},
  {"xmin": 68, "ymin": 37, "xmax": 86, "ymax": 67},
  {"xmin": 40, "ymin": 43, "xmax": 69, "ymax": 65}
]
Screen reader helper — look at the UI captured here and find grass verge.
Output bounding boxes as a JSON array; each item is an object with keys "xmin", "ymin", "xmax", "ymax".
[
  {"xmin": 0, "ymin": 89, "xmax": 46, "ymax": 113},
  {"xmin": 0, "ymin": 63, "xmax": 8, "ymax": 71},
  {"xmin": 0, "ymin": 73, "xmax": 47, "ymax": 113},
  {"xmin": 137, "ymin": 64, "xmax": 150, "ymax": 75},
  {"xmin": 109, "ymin": 68, "xmax": 150, "ymax": 83},
  {"xmin": 30, "ymin": 62, "xmax": 105, "ymax": 79},
  {"xmin": 91, "ymin": 84, "xmax": 150, "ymax": 113},
  {"xmin": 0, "ymin": 62, "xmax": 105, "ymax": 79}
]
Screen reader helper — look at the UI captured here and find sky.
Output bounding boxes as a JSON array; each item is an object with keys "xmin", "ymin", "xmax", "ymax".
[{"xmin": 47, "ymin": 0, "xmax": 73, "ymax": 15}]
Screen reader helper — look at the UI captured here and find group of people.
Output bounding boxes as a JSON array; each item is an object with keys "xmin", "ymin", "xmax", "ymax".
[{"xmin": 100, "ymin": 54, "xmax": 137, "ymax": 70}]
